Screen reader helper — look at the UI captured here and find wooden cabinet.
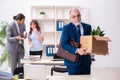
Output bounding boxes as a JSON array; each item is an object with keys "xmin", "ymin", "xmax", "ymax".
[{"xmin": 31, "ymin": 6, "xmax": 90, "ymax": 57}]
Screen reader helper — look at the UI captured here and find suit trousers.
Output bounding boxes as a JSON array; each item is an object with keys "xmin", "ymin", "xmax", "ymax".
[
  {"xmin": 9, "ymin": 44, "xmax": 24, "ymax": 74},
  {"xmin": 67, "ymin": 65, "xmax": 91, "ymax": 75}
]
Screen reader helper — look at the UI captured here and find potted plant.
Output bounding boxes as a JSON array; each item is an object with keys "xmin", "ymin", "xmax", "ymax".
[
  {"xmin": 40, "ymin": 11, "xmax": 45, "ymax": 15},
  {"xmin": 39, "ymin": 11, "xmax": 46, "ymax": 18},
  {"xmin": 91, "ymin": 26, "xmax": 105, "ymax": 36},
  {"xmin": 0, "ymin": 21, "xmax": 10, "ymax": 67}
]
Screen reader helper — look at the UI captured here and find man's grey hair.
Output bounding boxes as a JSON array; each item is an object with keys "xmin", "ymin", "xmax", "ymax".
[{"xmin": 69, "ymin": 8, "xmax": 80, "ymax": 17}]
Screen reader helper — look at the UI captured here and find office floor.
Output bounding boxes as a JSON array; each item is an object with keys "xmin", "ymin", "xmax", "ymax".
[
  {"xmin": 91, "ymin": 67, "xmax": 120, "ymax": 80},
  {"xmin": 18, "ymin": 67, "xmax": 120, "ymax": 80},
  {"xmin": 48, "ymin": 67, "xmax": 120, "ymax": 80}
]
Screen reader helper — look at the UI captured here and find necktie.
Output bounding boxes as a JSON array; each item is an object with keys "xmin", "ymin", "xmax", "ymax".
[
  {"xmin": 77, "ymin": 25, "xmax": 81, "ymax": 36},
  {"xmin": 18, "ymin": 25, "xmax": 22, "ymax": 44},
  {"xmin": 18, "ymin": 25, "xmax": 22, "ymax": 36}
]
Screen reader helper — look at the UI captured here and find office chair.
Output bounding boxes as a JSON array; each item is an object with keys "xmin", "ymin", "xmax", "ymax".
[
  {"xmin": 51, "ymin": 54, "xmax": 68, "ymax": 75},
  {"xmin": 51, "ymin": 54, "xmax": 95, "ymax": 75}
]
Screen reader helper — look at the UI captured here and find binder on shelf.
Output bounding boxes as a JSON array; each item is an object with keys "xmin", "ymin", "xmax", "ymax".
[
  {"xmin": 56, "ymin": 21, "xmax": 64, "ymax": 31},
  {"xmin": 46, "ymin": 45, "xmax": 55, "ymax": 56}
]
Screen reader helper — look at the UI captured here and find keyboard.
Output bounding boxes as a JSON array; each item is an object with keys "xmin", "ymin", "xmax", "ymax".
[{"xmin": 51, "ymin": 59, "xmax": 64, "ymax": 61}]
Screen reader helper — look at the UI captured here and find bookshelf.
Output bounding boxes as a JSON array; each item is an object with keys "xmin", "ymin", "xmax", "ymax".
[{"xmin": 31, "ymin": 6, "xmax": 90, "ymax": 57}]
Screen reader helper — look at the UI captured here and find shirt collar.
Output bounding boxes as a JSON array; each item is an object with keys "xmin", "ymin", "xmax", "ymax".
[
  {"xmin": 72, "ymin": 22, "xmax": 82, "ymax": 27},
  {"xmin": 15, "ymin": 21, "xmax": 19, "ymax": 26}
]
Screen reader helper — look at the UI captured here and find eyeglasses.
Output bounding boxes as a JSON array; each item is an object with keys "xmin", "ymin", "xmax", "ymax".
[{"xmin": 70, "ymin": 14, "xmax": 81, "ymax": 19}]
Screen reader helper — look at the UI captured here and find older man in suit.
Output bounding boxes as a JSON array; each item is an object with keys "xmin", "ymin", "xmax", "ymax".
[
  {"xmin": 60, "ymin": 9, "xmax": 92, "ymax": 75},
  {"xmin": 6, "ymin": 13, "xmax": 27, "ymax": 74}
]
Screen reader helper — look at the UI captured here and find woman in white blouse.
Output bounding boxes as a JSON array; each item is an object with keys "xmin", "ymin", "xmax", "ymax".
[{"xmin": 28, "ymin": 20, "xmax": 44, "ymax": 58}]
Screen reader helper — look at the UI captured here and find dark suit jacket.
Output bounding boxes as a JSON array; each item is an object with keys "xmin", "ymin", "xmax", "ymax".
[
  {"xmin": 6, "ymin": 21, "xmax": 26, "ymax": 52},
  {"xmin": 60, "ymin": 22, "xmax": 91, "ymax": 67}
]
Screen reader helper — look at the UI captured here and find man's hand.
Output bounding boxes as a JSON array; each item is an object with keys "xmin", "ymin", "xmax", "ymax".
[
  {"xmin": 77, "ymin": 48, "xmax": 87, "ymax": 55},
  {"xmin": 23, "ymin": 31, "xmax": 27, "ymax": 38},
  {"xmin": 16, "ymin": 36, "xmax": 24, "ymax": 40},
  {"xmin": 16, "ymin": 36, "xmax": 21, "ymax": 40}
]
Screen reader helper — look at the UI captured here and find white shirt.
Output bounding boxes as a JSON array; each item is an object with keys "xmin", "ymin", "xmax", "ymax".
[
  {"xmin": 74, "ymin": 22, "xmax": 84, "ymax": 36},
  {"xmin": 15, "ymin": 21, "xmax": 22, "ymax": 44},
  {"xmin": 28, "ymin": 31, "xmax": 43, "ymax": 51},
  {"xmin": 74, "ymin": 22, "xmax": 84, "ymax": 53},
  {"xmin": 15, "ymin": 21, "xmax": 20, "ymax": 35}
]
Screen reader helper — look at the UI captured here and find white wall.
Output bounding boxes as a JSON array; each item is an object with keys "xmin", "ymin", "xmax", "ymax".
[{"xmin": 0, "ymin": 0, "xmax": 120, "ymax": 68}]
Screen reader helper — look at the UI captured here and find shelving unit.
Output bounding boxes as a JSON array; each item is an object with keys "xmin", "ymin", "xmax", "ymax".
[{"xmin": 31, "ymin": 6, "xmax": 90, "ymax": 57}]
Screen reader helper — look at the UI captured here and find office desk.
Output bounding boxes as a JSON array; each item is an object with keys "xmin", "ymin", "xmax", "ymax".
[
  {"xmin": 21, "ymin": 57, "xmax": 64, "ymax": 80},
  {"xmin": 21, "ymin": 58, "xmax": 64, "ymax": 65}
]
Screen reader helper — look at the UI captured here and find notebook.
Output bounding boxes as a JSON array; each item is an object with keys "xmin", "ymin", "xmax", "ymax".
[{"xmin": 51, "ymin": 54, "xmax": 64, "ymax": 61}]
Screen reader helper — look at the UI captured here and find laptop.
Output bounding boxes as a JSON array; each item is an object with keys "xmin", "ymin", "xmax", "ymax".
[{"xmin": 51, "ymin": 54, "xmax": 64, "ymax": 61}]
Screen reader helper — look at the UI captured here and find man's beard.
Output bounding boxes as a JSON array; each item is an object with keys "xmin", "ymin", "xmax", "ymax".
[{"xmin": 74, "ymin": 22, "xmax": 80, "ymax": 26}]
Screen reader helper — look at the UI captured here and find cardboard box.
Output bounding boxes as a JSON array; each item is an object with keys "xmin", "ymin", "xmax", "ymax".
[{"xmin": 80, "ymin": 36, "xmax": 111, "ymax": 55}]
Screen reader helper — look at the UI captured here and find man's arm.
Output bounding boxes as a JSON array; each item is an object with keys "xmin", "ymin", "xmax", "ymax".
[
  {"xmin": 6, "ymin": 24, "xmax": 17, "ymax": 42},
  {"xmin": 60, "ymin": 25, "xmax": 77, "ymax": 54}
]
